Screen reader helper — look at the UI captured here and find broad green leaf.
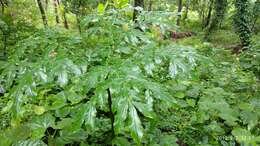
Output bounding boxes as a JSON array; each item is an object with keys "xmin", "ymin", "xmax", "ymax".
[
  {"xmin": 240, "ymin": 110, "xmax": 258, "ymax": 130},
  {"xmin": 47, "ymin": 92, "xmax": 67, "ymax": 110},
  {"xmin": 128, "ymin": 104, "xmax": 143, "ymax": 143},
  {"xmin": 186, "ymin": 99, "xmax": 196, "ymax": 107},
  {"xmin": 55, "ymin": 106, "xmax": 71, "ymax": 118},
  {"xmin": 112, "ymin": 137, "xmax": 131, "ymax": 146},
  {"xmin": 55, "ymin": 129, "xmax": 87, "ymax": 145},
  {"xmin": 159, "ymin": 134, "xmax": 178, "ymax": 146},
  {"xmin": 116, "ymin": 47, "xmax": 132, "ymax": 54},
  {"xmin": 34, "ymin": 106, "xmax": 45, "ymax": 115},
  {"xmin": 55, "ymin": 118, "xmax": 74, "ymax": 129},
  {"xmin": 97, "ymin": 3, "xmax": 105, "ymax": 14},
  {"xmin": 37, "ymin": 70, "xmax": 48, "ymax": 83},
  {"xmin": 144, "ymin": 63, "xmax": 155, "ymax": 75},
  {"xmin": 169, "ymin": 59, "xmax": 186, "ymax": 78},
  {"xmin": 133, "ymin": 102, "xmax": 155, "ymax": 119},
  {"xmin": 57, "ymin": 71, "xmax": 68, "ymax": 87},
  {"xmin": 84, "ymin": 66, "xmax": 108, "ymax": 93},
  {"xmin": 169, "ymin": 62, "xmax": 178, "ymax": 78},
  {"xmin": 68, "ymin": 102, "xmax": 97, "ymax": 132},
  {"xmin": 239, "ymin": 103, "xmax": 254, "ymax": 111},
  {"xmin": 2, "ymin": 125, "xmax": 31, "ymax": 144},
  {"xmin": 218, "ymin": 108, "xmax": 239, "ymax": 126},
  {"xmin": 204, "ymin": 121, "xmax": 225, "ymax": 134},
  {"xmin": 84, "ymin": 103, "xmax": 97, "ymax": 129},
  {"xmin": 114, "ymin": 97, "xmax": 129, "ymax": 133},
  {"xmin": 0, "ymin": 133, "xmax": 12, "ymax": 146},
  {"xmin": 145, "ymin": 82, "xmax": 177, "ymax": 105},
  {"xmin": 94, "ymin": 87, "xmax": 107, "ymax": 109},
  {"xmin": 66, "ymin": 91, "xmax": 84, "ymax": 105},
  {"xmin": 30, "ymin": 113, "xmax": 55, "ymax": 139},
  {"xmin": 174, "ymin": 92, "xmax": 185, "ymax": 98},
  {"xmin": 113, "ymin": 0, "xmax": 129, "ymax": 9},
  {"xmin": 13, "ymin": 140, "xmax": 47, "ymax": 146},
  {"xmin": 65, "ymin": 59, "xmax": 82, "ymax": 76}
]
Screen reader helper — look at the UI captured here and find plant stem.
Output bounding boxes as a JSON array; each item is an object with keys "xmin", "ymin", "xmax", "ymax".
[{"xmin": 107, "ymin": 88, "xmax": 115, "ymax": 139}]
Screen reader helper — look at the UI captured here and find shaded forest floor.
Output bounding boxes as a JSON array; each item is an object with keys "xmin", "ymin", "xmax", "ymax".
[{"xmin": 175, "ymin": 29, "xmax": 260, "ymax": 54}]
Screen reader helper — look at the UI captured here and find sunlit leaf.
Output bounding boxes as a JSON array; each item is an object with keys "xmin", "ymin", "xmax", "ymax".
[
  {"xmin": 57, "ymin": 71, "xmax": 68, "ymax": 87},
  {"xmin": 128, "ymin": 104, "xmax": 143, "ymax": 143},
  {"xmin": 114, "ymin": 97, "xmax": 129, "ymax": 133}
]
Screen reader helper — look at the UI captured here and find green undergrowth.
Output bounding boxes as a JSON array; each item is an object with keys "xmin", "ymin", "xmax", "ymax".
[
  {"xmin": 176, "ymin": 30, "xmax": 239, "ymax": 49},
  {"xmin": 0, "ymin": 10, "xmax": 259, "ymax": 146}
]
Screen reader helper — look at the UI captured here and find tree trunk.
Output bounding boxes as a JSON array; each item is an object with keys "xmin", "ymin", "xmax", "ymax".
[
  {"xmin": 176, "ymin": 0, "xmax": 183, "ymax": 26},
  {"xmin": 133, "ymin": 0, "xmax": 144, "ymax": 22},
  {"xmin": 37, "ymin": 0, "xmax": 48, "ymax": 27},
  {"xmin": 76, "ymin": 14, "xmax": 81, "ymax": 33},
  {"xmin": 148, "ymin": 0, "xmax": 153, "ymax": 11},
  {"xmin": 2, "ymin": 30, "xmax": 7, "ymax": 60},
  {"xmin": 0, "ymin": 26, "xmax": 7, "ymax": 60},
  {"xmin": 63, "ymin": 12, "xmax": 69, "ymax": 29},
  {"xmin": 57, "ymin": 0, "xmax": 69, "ymax": 29},
  {"xmin": 251, "ymin": 0, "xmax": 260, "ymax": 33},
  {"xmin": 0, "ymin": 0, "xmax": 4, "ymax": 14},
  {"xmin": 76, "ymin": 0, "xmax": 82, "ymax": 33},
  {"xmin": 204, "ymin": 1, "xmax": 213, "ymax": 28},
  {"xmin": 200, "ymin": 1, "xmax": 207, "ymax": 27},
  {"xmin": 53, "ymin": 0, "xmax": 59, "ymax": 24},
  {"xmin": 45, "ymin": 0, "xmax": 48, "ymax": 11},
  {"xmin": 182, "ymin": 0, "xmax": 190, "ymax": 22},
  {"xmin": 204, "ymin": 0, "xmax": 227, "ymax": 40}
]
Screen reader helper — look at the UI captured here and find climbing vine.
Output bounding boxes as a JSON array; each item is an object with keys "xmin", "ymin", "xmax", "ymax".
[{"xmin": 233, "ymin": 0, "xmax": 252, "ymax": 50}]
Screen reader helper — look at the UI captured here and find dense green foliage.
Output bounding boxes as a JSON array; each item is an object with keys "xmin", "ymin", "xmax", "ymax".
[
  {"xmin": 233, "ymin": 0, "xmax": 252, "ymax": 49},
  {"xmin": 0, "ymin": 0, "xmax": 259, "ymax": 146}
]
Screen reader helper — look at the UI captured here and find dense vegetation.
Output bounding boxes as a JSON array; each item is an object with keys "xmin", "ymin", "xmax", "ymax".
[{"xmin": 0, "ymin": 0, "xmax": 259, "ymax": 146}]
